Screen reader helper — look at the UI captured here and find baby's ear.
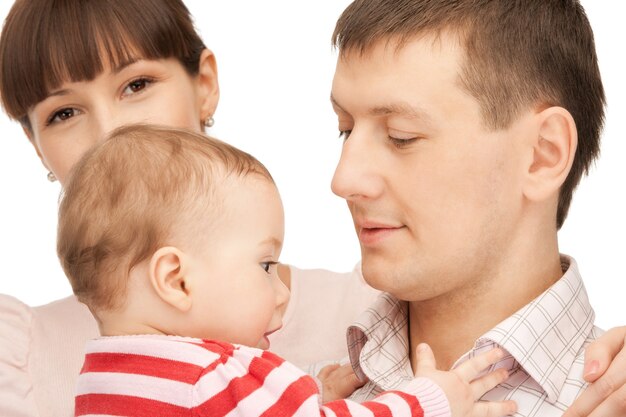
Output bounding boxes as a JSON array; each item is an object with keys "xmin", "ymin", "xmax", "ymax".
[
  {"xmin": 522, "ymin": 106, "xmax": 577, "ymax": 202},
  {"xmin": 148, "ymin": 247, "xmax": 192, "ymax": 312}
]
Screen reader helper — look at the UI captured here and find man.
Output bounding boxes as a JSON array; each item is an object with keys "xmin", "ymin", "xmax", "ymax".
[{"xmin": 329, "ymin": 0, "xmax": 623, "ymax": 415}]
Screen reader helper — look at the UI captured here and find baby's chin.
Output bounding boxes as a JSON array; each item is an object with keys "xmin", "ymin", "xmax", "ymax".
[{"xmin": 256, "ymin": 336, "xmax": 270, "ymax": 350}]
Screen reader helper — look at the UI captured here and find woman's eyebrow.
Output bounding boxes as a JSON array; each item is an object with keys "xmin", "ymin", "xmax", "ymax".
[
  {"xmin": 111, "ymin": 58, "xmax": 140, "ymax": 75},
  {"xmin": 41, "ymin": 88, "xmax": 72, "ymax": 102},
  {"xmin": 42, "ymin": 58, "xmax": 142, "ymax": 100}
]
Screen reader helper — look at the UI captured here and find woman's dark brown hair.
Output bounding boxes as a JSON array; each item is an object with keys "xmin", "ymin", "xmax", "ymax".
[{"xmin": 0, "ymin": 0, "xmax": 206, "ymax": 129}]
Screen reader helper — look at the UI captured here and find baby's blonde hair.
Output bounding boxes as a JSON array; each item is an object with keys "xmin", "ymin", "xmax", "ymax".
[{"xmin": 57, "ymin": 124, "xmax": 273, "ymax": 311}]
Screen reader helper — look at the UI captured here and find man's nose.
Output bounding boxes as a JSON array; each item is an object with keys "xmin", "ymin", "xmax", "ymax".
[{"xmin": 331, "ymin": 129, "xmax": 384, "ymax": 202}]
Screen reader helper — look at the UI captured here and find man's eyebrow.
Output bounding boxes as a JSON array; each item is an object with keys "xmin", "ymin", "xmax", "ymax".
[
  {"xmin": 331, "ymin": 94, "xmax": 433, "ymax": 123},
  {"xmin": 369, "ymin": 103, "xmax": 431, "ymax": 120},
  {"xmin": 330, "ymin": 95, "xmax": 347, "ymax": 113}
]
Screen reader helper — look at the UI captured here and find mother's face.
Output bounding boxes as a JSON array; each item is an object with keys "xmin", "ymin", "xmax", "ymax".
[{"xmin": 25, "ymin": 51, "xmax": 219, "ymax": 185}]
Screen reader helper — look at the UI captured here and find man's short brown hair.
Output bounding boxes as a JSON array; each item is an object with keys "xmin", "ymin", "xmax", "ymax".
[
  {"xmin": 57, "ymin": 124, "xmax": 273, "ymax": 312},
  {"xmin": 333, "ymin": 0, "xmax": 606, "ymax": 228},
  {"xmin": 0, "ymin": 0, "xmax": 206, "ymax": 129}
]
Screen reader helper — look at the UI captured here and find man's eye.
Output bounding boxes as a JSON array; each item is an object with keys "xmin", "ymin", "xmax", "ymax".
[
  {"xmin": 389, "ymin": 136, "xmax": 419, "ymax": 148},
  {"xmin": 122, "ymin": 77, "xmax": 155, "ymax": 97},
  {"xmin": 47, "ymin": 108, "xmax": 79, "ymax": 125}
]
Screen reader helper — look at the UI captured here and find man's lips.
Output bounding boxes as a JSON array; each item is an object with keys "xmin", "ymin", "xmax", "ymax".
[{"xmin": 357, "ymin": 221, "xmax": 405, "ymax": 246}]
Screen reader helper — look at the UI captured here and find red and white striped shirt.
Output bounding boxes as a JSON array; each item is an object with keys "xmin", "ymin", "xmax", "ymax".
[{"xmin": 75, "ymin": 335, "xmax": 449, "ymax": 417}]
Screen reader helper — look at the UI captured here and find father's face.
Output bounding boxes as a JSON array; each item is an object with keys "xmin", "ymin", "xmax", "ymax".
[{"xmin": 331, "ymin": 34, "xmax": 529, "ymax": 302}]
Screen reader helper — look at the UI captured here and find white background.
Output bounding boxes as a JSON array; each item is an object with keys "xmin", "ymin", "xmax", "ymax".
[{"xmin": 0, "ymin": 1, "xmax": 624, "ymax": 329}]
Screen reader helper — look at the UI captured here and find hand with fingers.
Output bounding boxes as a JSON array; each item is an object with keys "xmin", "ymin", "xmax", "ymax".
[
  {"xmin": 318, "ymin": 362, "xmax": 367, "ymax": 403},
  {"xmin": 563, "ymin": 326, "xmax": 626, "ymax": 417},
  {"xmin": 412, "ymin": 343, "xmax": 517, "ymax": 417}
]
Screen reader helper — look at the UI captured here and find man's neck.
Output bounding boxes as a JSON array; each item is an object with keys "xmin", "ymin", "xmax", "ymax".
[{"xmin": 408, "ymin": 238, "xmax": 564, "ymax": 371}]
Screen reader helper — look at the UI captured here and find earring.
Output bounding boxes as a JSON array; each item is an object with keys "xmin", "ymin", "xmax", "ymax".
[
  {"xmin": 47, "ymin": 172, "xmax": 57, "ymax": 182},
  {"xmin": 203, "ymin": 116, "xmax": 215, "ymax": 128}
]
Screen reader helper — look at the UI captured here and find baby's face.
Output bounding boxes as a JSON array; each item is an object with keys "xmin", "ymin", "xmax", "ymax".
[{"xmin": 182, "ymin": 175, "xmax": 289, "ymax": 349}]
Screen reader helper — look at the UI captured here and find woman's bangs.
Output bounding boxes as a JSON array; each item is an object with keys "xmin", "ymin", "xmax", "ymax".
[{"xmin": 1, "ymin": 0, "xmax": 200, "ymax": 123}]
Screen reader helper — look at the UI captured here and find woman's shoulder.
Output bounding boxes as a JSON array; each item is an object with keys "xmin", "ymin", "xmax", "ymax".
[
  {"xmin": 31, "ymin": 295, "xmax": 97, "ymax": 327},
  {"xmin": 0, "ymin": 294, "xmax": 99, "ymax": 417},
  {"xmin": 0, "ymin": 293, "xmax": 98, "ymax": 340},
  {"xmin": 0, "ymin": 293, "xmax": 34, "ymax": 344},
  {"xmin": 0, "ymin": 293, "xmax": 99, "ymax": 365},
  {"xmin": 0, "ymin": 294, "xmax": 37, "ymax": 416}
]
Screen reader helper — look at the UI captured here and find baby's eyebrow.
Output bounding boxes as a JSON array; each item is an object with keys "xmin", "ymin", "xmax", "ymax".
[{"xmin": 259, "ymin": 237, "xmax": 283, "ymax": 249}]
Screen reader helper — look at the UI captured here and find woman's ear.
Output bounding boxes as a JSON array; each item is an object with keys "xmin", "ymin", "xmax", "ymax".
[
  {"xmin": 196, "ymin": 48, "xmax": 220, "ymax": 123},
  {"xmin": 22, "ymin": 125, "xmax": 51, "ymax": 172},
  {"xmin": 523, "ymin": 106, "xmax": 578, "ymax": 202},
  {"xmin": 148, "ymin": 247, "xmax": 192, "ymax": 312}
]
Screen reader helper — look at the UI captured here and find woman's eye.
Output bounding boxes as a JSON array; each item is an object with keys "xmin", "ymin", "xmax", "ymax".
[
  {"xmin": 260, "ymin": 261, "xmax": 278, "ymax": 274},
  {"xmin": 47, "ymin": 108, "xmax": 80, "ymax": 126},
  {"xmin": 122, "ymin": 77, "xmax": 154, "ymax": 97}
]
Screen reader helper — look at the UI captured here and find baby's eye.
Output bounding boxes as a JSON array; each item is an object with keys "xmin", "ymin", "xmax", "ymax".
[
  {"xmin": 339, "ymin": 130, "xmax": 352, "ymax": 141},
  {"xmin": 260, "ymin": 261, "xmax": 278, "ymax": 274},
  {"xmin": 47, "ymin": 107, "xmax": 81, "ymax": 126},
  {"xmin": 122, "ymin": 77, "xmax": 155, "ymax": 97}
]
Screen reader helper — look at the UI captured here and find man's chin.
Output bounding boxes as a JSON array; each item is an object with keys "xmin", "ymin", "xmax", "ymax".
[
  {"xmin": 361, "ymin": 259, "xmax": 398, "ymax": 292},
  {"xmin": 361, "ymin": 257, "xmax": 429, "ymax": 299}
]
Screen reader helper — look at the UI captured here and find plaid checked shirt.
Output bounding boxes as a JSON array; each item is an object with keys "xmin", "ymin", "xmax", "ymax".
[{"xmin": 347, "ymin": 255, "xmax": 603, "ymax": 416}]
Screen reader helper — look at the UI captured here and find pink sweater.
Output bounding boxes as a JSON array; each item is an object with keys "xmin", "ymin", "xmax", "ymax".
[
  {"xmin": 0, "ymin": 265, "xmax": 380, "ymax": 417},
  {"xmin": 76, "ymin": 335, "xmax": 448, "ymax": 417}
]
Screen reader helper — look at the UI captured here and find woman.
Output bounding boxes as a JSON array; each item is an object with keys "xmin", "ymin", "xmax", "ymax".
[
  {"xmin": 0, "ymin": 1, "xmax": 378, "ymax": 416},
  {"xmin": 0, "ymin": 1, "xmax": 624, "ymax": 417}
]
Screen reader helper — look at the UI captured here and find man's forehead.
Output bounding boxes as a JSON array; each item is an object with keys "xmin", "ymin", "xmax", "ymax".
[{"xmin": 337, "ymin": 30, "xmax": 463, "ymax": 62}]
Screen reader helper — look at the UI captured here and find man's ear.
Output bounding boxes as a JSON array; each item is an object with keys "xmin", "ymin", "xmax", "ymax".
[
  {"xmin": 148, "ymin": 247, "xmax": 192, "ymax": 312},
  {"xmin": 523, "ymin": 106, "xmax": 577, "ymax": 202},
  {"xmin": 196, "ymin": 48, "xmax": 220, "ymax": 123}
]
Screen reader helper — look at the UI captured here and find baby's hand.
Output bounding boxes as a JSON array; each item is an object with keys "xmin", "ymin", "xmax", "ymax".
[
  {"xmin": 317, "ymin": 363, "xmax": 366, "ymax": 403},
  {"xmin": 413, "ymin": 343, "xmax": 517, "ymax": 417}
]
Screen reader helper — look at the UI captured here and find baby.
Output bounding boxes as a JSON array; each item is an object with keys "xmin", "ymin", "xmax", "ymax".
[{"xmin": 57, "ymin": 124, "xmax": 516, "ymax": 417}]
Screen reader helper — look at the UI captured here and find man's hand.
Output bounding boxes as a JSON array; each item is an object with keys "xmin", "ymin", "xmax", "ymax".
[
  {"xmin": 317, "ymin": 363, "xmax": 366, "ymax": 402},
  {"xmin": 564, "ymin": 326, "xmax": 626, "ymax": 417}
]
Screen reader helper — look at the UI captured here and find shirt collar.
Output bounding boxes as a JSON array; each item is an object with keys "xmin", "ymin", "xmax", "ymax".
[
  {"xmin": 347, "ymin": 292, "xmax": 412, "ymax": 390},
  {"xmin": 347, "ymin": 255, "xmax": 595, "ymax": 403}
]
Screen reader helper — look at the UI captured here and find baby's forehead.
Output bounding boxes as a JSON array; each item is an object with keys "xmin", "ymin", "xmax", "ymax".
[{"xmin": 220, "ymin": 172, "xmax": 278, "ymax": 195}]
